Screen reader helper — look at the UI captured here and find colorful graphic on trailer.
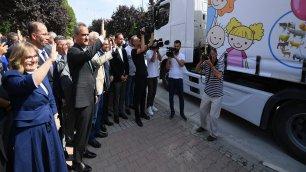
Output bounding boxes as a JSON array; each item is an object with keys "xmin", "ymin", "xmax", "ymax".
[{"xmin": 206, "ymin": 0, "xmax": 306, "ymax": 71}]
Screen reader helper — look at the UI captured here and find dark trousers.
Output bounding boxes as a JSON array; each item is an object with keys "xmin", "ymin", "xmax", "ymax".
[
  {"xmin": 134, "ymin": 75, "xmax": 147, "ymax": 119},
  {"xmin": 168, "ymin": 78, "xmax": 184, "ymax": 115},
  {"xmin": 125, "ymin": 75, "xmax": 135, "ymax": 107},
  {"xmin": 111, "ymin": 81, "xmax": 126, "ymax": 116},
  {"xmin": 73, "ymin": 103, "xmax": 94, "ymax": 163},
  {"xmin": 102, "ymin": 91, "xmax": 110, "ymax": 124},
  {"xmin": 89, "ymin": 94, "xmax": 103, "ymax": 141},
  {"xmin": 147, "ymin": 77, "xmax": 158, "ymax": 107},
  {"xmin": 61, "ymin": 76, "xmax": 75, "ymax": 142}
]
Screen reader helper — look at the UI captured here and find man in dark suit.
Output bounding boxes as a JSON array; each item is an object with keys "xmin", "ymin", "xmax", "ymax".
[
  {"xmin": 27, "ymin": 21, "xmax": 63, "ymax": 120},
  {"xmin": 109, "ymin": 33, "xmax": 129, "ymax": 124},
  {"xmin": 67, "ymin": 23, "xmax": 103, "ymax": 172}
]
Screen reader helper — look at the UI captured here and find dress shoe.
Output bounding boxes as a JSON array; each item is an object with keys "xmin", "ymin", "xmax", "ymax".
[
  {"xmin": 125, "ymin": 108, "xmax": 131, "ymax": 115},
  {"xmin": 141, "ymin": 113, "xmax": 150, "ymax": 120},
  {"xmin": 207, "ymin": 135, "xmax": 217, "ymax": 142},
  {"xmin": 67, "ymin": 163, "xmax": 73, "ymax": 171},
  {"xmin": 114, "ymin": 116, "xmax": 119, "ymax": 124},
  {"xmin": 88, "ymin": 139, "xmax": 101, "ymax": 148},
  {"xmin": 104, "ymin": 120, "xmax": 114, "ymax": 126},
  {"xmin": 180, "ymin": 114, "xmax": 187, "ymax": 121},
  {"xmin": 196, "ymin": 127, "xmax": 206, "ymax": 133},
  {"xmin": 119, "ymin": 113, "xmax": 128, "ymax": 119},
  {"xmin": 129, "ymin": 105, "xmax": 135, "ymax": 110},
  {"xmin": 72, "ymin": 162, "xmax": 92, "ymax": 172},
  {"xmin": 83, "ymin": 149, "xmax": 97, "ymax": 158},
  {"xmin": 169, "ymin": 113, "xmax": 174, "ymax": 119},
  {"xmin": 96, "ymin": 130, "xmax": 108, "ymax": 138},
  {"xmin": 135, "ymin": 118, "xmax": 143, "ymax": 127},
  {"xmin": 100, "ymin": 125, "xmax": 107, "ymax": 132}
]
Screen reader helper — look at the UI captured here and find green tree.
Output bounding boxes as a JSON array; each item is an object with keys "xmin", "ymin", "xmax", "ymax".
[
  {"xmin": 0, "ymin": 0, "xmax": 70, "ymax": 35},
  {"xmin": 62, "ymin": 0, "xmax": 77, "ymax": 37},
  {"xmin": 106, "ymin": 5, "xmax": 143, "ymax": 38}
]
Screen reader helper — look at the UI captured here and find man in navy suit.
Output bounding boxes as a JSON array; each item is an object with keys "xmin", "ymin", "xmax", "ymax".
[{"xmin": 67, "ymin": 23, "xmax": 103, "ymax": 172}]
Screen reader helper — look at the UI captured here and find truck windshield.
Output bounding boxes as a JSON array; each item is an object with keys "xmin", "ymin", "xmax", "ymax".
[{"xmin": 155, "ymin": 3, "xmax": 170, "ymax": 30}]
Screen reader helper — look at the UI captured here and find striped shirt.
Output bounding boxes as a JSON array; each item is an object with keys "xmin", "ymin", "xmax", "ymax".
[{"xmin": 203, "ymin": 56, "xmax": 224, "ymax": 97}]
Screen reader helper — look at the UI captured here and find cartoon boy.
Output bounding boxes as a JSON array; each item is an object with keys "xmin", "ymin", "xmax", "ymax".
[
  {"xmin": 206, "ymin": 25, "xmax": 225, "ymax": 49},
  {"xmin": 225, "ymin": 17, "xmax": 264, "ymax": 68},
  {"xmin": 206, "ymin": 0, "xmax": 235, "ymax": 33}
]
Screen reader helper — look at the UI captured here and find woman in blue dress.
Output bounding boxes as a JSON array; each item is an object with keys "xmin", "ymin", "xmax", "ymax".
[{"xmin": 2, "ymin": 42, "xmax": 67, "ymax": 172}]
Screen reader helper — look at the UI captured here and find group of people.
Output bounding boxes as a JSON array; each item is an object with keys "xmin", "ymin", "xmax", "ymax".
[{"xmin": 0, "ymin": 19, "xmax": 225, "ymax": 172}]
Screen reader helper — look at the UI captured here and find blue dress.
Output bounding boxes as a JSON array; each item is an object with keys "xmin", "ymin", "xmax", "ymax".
[{"xmin": 2, "ymin": 70, "xmax": 67, "ymax": 172}]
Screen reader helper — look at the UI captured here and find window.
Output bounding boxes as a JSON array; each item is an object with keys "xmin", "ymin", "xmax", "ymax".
[{"xmin": 155, "ymin": 3, "xmax": 170, "ymax": 30}]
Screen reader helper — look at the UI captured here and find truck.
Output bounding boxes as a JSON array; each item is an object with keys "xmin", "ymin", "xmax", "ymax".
[{"xmin": 152, "ymin": 0, "xmax": 306, "ymax": 163}]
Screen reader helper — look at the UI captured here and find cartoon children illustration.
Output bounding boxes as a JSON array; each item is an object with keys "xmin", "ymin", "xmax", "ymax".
[
  {"xmin": 206, "ymin": 0, "xmax": 235, "ymax": 33},
  {"xmin": 206, "ymin": 25, "xmax": 225, "ymax": 49},
  {"xmin": 225, "ymin": 17, "xmax": 264, "ymax": 68}
]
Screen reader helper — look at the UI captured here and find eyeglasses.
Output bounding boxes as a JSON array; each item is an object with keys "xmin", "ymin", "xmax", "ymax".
[
  {"xmin": 81, "ymin": 34, "xmax": 89, "ymax": 37},
  {"xmin": 25, "ymin": 54, "xmax": 38, "ymax": 60},
  {"xmin": 35, "ymin": 33, "xmax": 49, "ymax": 36}
]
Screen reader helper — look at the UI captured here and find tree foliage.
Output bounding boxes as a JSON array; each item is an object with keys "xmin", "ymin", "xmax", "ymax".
[
  {"xmin": 105, "ymin": 5, "xmax": 144, "ymax": 38},
  {"xmin": 0, "ymin": 0, "xmax": 72, "ymax": 36},
  {"xmin": 62, "ymin": 0, "xmax": 77, "ymax": 37}
]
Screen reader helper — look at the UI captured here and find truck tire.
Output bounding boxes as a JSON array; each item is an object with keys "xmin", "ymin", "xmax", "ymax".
[{"xmin": 273, "ymin": 101, "xmax": 306, "ymax": 163}]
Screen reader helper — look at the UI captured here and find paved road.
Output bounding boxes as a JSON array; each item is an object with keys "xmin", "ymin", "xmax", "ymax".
[
  {"xmin": 155, "ymin": 82, "xmax": 306, "ymax": 172},
  {"xmin": 85, "ymin": 101, "xmax": 273, "ymax": 172}
]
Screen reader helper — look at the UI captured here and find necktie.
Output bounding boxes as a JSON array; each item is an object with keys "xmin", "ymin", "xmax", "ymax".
[{"xmin": 42, "ymin": 50, "xmax": 54, "ymax": 76}]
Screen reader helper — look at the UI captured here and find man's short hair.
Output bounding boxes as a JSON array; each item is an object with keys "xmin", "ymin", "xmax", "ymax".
[
  {"xmin": 27, "ymin": 21, "xmax": 44, "ymax": 37},
  {"xmin": 73, "ymin": 22, "xmax": 87, "ymax": 36},
  {"xmin": 115, "ymin": 33, "xmax": 123, "ymax": 39},
  {"xmin": 174, "ymin": 40, "xmax": 181, "ymax": 45}
]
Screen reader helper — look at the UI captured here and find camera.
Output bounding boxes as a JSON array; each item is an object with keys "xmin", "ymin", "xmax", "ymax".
[
  {"xmin": 151, "ymin": 38, "xmax": 164, "ymax": 49},
  {"xmin": 166, "ymin": 47, "xmax": 176, "ymax": 58}
]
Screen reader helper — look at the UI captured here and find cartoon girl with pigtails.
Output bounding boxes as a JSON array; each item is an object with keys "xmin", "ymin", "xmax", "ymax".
[
  {"xmin": 206, "ymin": 0, "xmax": 235, "ymax": 33},
  {"xmin": 225, "ymin": 17, "xmax": 264, "ymax": 68}
]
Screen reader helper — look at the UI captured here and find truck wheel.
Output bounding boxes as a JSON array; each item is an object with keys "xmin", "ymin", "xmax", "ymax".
[
  {"xmin": 273, "ymin": 101, "xmax": 306, "ymax": 163},
  {"xmin": 162, "ymin": 72, "xmax": 169, "ymax": 90}
]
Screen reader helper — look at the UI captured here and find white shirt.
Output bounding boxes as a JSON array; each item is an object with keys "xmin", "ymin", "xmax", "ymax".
[
  {"xmin": 125, "ymin": 45, "xmax": 133, "ymax": 57},
  {"xmin": 169, "ymin": 52, "xmax": 186, "ymax": 79},
  {"xmin": 146, "ymin": 50, "xmax": 160, "ymax": 78},
  {"xmin": 117, "ymin": 46, "xmax": 123, "ymax": 61}
]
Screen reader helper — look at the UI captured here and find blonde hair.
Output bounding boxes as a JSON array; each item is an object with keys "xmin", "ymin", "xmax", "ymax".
[
  {"xmin": 208, "ymin": 0, "xmax": 235, "ymax": 16},
  {"xmin": 226, "ymin": 17, "xmax": 264, "ymax": 41},
  {"xmin": 9, "ymin": 42, "xmax": 38, "ymax": 73}
]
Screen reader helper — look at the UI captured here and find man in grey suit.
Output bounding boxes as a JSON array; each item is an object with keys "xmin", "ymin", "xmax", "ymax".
[{"xmin": 67, "ymin": 23, "xmax": 103, "ymax": 172}]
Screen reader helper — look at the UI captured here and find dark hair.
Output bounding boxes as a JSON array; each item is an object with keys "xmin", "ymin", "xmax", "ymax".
[
  {"xmin": 73, "ymin": 22, "xmax": 87, "ymax": 36},
  {"xmin": 174, "ymin": 40, "xmax": 181, "ymax": 45},
  {"xmin": 27, "ymin": 21, "xmax": 44, "ymax": 37},
  {"xmin": 115, "ymin": 33, "xmax": 123, "ymax": 39}
]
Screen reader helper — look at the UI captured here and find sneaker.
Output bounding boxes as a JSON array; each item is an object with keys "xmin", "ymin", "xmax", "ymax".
[
  {"xmin": 151, "ymin": 105, "xmax": 158, "ymax": 112},
  {"xmin": 207, "ymin": 135, "xmax": 217, "ymax": 142},
  {"xmin": 147, "ymin": 107, "xmax": 154, "ymax": 116}
]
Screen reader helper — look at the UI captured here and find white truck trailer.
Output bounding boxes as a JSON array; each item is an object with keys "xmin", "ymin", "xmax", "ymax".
[{"xmin": 153, "ymin": 0, "xmax": 306, "ymax": 163}]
